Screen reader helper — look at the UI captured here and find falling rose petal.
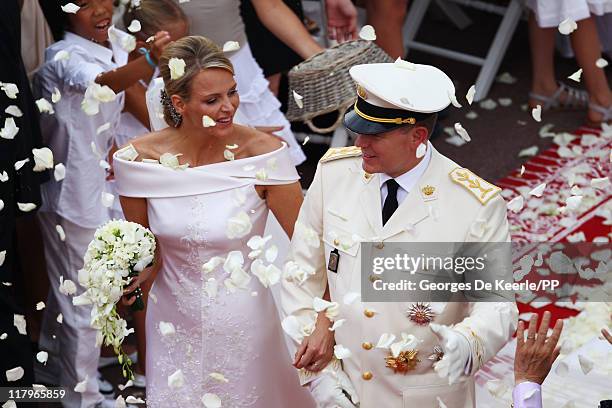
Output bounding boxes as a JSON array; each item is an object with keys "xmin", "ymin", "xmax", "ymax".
[
  {"xmin": 159, "ymin": 321, "xmax": 176, "ymax": 337},
  {"xmin": 359, "ymin": 25, "xmax": 376, "ymax": 41},
  {"xmin": 222, "ymin": 41, "xmax": 240, "ymax": 52},
  {"xmin": 518, "ymin": 145, "xmax": 538, "ymax": 157},
  {"xmin": 0, "ymin": 333, "xmax": 7, "ymax": 340},
  {"xmin": 496, "ymin": 72, "xmax": 517, "ymax": 84},
  {"xmin": 127, "ymin": 19, "xmax": 141, "ymax": 33},
  {"xmin": 125, "ymin": 396, "xmax": 145, "ymax": 404},
  {"xmin": 591, "ymin": 176, "xmax": 609, "ymax": 189},
  {"xmin": 333, "ymin": 344, "xmax": 352, "ymax": 359},
  {"xmin": 117, "ymin": 380, "xmax": 133, "ymax": 391},
  {"xmin": 202, "ymin": 115, "xmax": 216, "ymax": 127},
  {"xmin": 5, "ymin": 105, "xmax": 22, "ymax": 117},
  {"xmin": 255, "ymin": 168, "xmax": 268, "ymax": 181},
  {"xmin": 0, "ymin": 201, "xmax": 3, "ymax": 212},
  {"xmin": 58, "ymin": 276, "xmax": 76, "ymax": 296},
  {"xmin": 223, "ymin": 149, "xmax": 234, "ymax": 161},
  {"xmin": 292, "ymin": 90, "xmax": 303, "ymax": 109},
  {"xmin": 36, "ymin": 351, "xmax": 48, "ymax": 365},
  {"xmin": 313, "ymin": 297, "xmax": 336, "ymax": 312},
  {"xmin": 100, "ymin": 192, "xmax": 114, "ymax": 208},
  {"xmin": 226, "ymin": 211, "xmax": 252, "ymax": 239},
  {"xmin": 302, "ymin": 136, "xmax": 310, "ymax": 145},
  {"xmin": 520, "ymin": 165, "xmax": 525, "ymax": 176},
  {"xmin": 265, "ymin": 245, "xmax": 278, "ymax": 263},
  {"xmin": 201, "ymin": 393, "xmax": 222, "ymax": 408},
  {"xmin": 3, "ymin": 400, "xmax": 16, "ymax": 408},
  {"xmin": 51, "ymin": 88, "xmax": 61, "ymax": 103},
  {"xmin": 53, "ymin": 50, "xmax": 70, "ymax": 61},
  {"xmin": 13, "ymin": 314, "xmax": 26, "ymax": 335},
  {"xmin": 56, "ymin": 313, "xmax": 63, "ymax": 324},
  {"xmin": 17, "ymin": 202, "xmax": 36, "ymax": 212},
  {"xmin": 568, "ymin": 69, "xmax": 582, "ymax": 82},
  {"xmin": 202, "ymin": 256, "xmax": 225, "ymax": 274},
  {"xmin": 596, "ymin": 58, "xmax": 608, "ymax": 68},
  {"xmin": 448, "ymin": 91, "xmax": 462, "ymax": 108},
  {"xmin": 36, "ymin": 301, "xmax": 45, "ymax": 311},
  {"xmin": 558, "ymin": 18, "xmax": 578, "ymax": 35},
  {"xmin": 6, "ymin": 367, "xmax": 24, "ymax": 382},
  {"xmin": 498, "ymin": 97, "xmax": 512, "ymax": 107},
  {"xmin": 54, "ymin": 163, "xmax": 66, "ymax": 181},
  {"xmin": 329, "ymin": 319, "xmax": 346, "ymax": 331},
  {"xmin": 1, "ymin": 117, "xmax": 19, "ymax": 139},
  {"xmin": 74, "ymin": 376, "xmax": 88, "ymax": 392},
  {"xmin": 225, "ymin": 143, "xmax": 238, "ymax": 150},
  {"xmin": 507, "ymin": 196, "xmax": 524, "ymax": 213},
  {"xmin": 209, "ymin": 372, "xmax": 229, "ymax": 383},
  {"xmin": 566, "ymin": 195, "xmax": 583, "ymax": 211},
  {"xmin": 205, "ymin": 277, "xmax": 218, "ymax": 298},
  {"xmin": 168, "ymin": 369, "xmax": 185, "ymax": 388},
  {"xmin": 376, "ymin": 333, "xmax": 396, "ymax": 349},
  {"xmin": 531, "ymin": 105, "xmax": 542, "ymax": 122},
  {"xmin": 169, "ymin": 58, "xmax": 186, "ymax": 80},
  {"xmin": 35, "ymin": 98, "xmax": 54, "ymax": 114},
  {"xmin": 1, "ymin": 83, "xmax": 19, "ymax": 99},
  {"xmin": 121, "ymin": 34, "xmax": 137, "ymax": 52},
  {"xmin": 15, "ymin": 158, "xmax": 29, "ymax": 170},
  {"xmin": 577, "ymin": 354, "xmax": 594, "ymax": 374},
  {"xmin": 0, "ymin": 171, "xmax": 7, "ymax": 182},
  {"xmin": 454, "ymin": 123, "xmax": 470, "ymax": 142},
  {"xmin": 416, "ymin": 143, "xmax": 427, "ymax": 158},
  {"xmin": 32, "ymin": 147, "xmax": 54, "ymax": 171},
  {"xmin": 466, "ymin": 85, "xmax": 476, "ymax": 105},
  {"xmin": 61, "ymin": 2, "xmax": 80, "ymax": 13},
  {"xmin": 529, "ymin": 183, "xmax": 546, "ymax": 197}
]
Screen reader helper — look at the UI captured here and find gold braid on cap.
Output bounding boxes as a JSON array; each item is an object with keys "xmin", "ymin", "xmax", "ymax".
[{"xmin": 353, "ymin": 101, "xmax": 416, "ymax": 125}]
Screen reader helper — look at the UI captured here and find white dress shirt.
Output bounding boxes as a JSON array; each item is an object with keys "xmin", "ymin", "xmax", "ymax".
[
  {"xmin": 379, "ymin": 142, "xmax": 432, "ymax": 207},
  {"xmin": 33, "ymin": 28, "xmax": 129, "ymax": 228}
]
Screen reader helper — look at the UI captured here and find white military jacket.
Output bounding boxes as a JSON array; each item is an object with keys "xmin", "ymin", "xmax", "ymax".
[{"xmin": 281, "ymin": 145, "xmax": 518, "ymax": 408}]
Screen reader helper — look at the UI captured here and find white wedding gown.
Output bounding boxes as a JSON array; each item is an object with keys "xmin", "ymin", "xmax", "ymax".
[{"xmin": 113, "ymin": 144, "xmax": 315, "ymax": 407}]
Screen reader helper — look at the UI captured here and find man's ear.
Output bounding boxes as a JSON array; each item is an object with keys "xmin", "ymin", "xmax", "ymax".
[{"xmin": 411, "ymin": 125, "xmax": 429, "ymax": 146}]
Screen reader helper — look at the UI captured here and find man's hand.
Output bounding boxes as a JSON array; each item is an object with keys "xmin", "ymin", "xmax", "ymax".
[
  {"xmin": 514, "ymin": 311, "xmax": 563, "ymax": 385},
  {"xmin": 324, "ymin": 0, "xmax": 358, "ymax": 43},
  {"xmin": 308, "ymin": 371, "xmax": 358, "ymax": 408},
  {"xmin": 294, "ymin": 313, "xmax": 335, "ymax": 372},
  {"xmin": 430, "ymin": 323, "xmax": 472, "ymax": 385}
]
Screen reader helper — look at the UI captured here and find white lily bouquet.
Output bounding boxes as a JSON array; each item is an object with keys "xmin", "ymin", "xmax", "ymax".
[{"xmin": 73, "ymin": 220, "xmax": 156, "ymax": 379}]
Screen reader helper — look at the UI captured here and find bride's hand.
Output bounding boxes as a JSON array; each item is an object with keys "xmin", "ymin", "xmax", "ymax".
[
  {"xmin": 121, "ymin": 266, "xmax": 154, "ymax": 306},
  {"xmin": 294, "ymin": 313, "xmax": 335, "ymax": 372}
]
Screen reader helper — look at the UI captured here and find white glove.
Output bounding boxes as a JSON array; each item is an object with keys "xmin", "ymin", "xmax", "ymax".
[
  {"xmin": 308, "ymin": 371, "xmax": 359, "ymax": 408},
  {"xmin": 430, "ymin": 323, "xmax": 472, "ymax": 385}
]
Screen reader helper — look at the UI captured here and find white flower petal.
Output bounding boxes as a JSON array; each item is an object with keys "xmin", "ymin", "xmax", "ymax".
[
  {"xmin": 416, "ymin": 143, "xmax": 427, "ymax": 158},
  {"xmin": 359, "ymin": 25, "xmax": 376, "ymax": 41},
  {"xmin": 498, "ymin": 97, "xmax": 512, "ymax": 107},
  {"xmin": 32, "ymin": 147, "xmax": 54, "ymax": 171},
  {"xmin": 529, "ymin": 183, "xmax": 546, "ymax": 197},
  {"xmin": 333, "ymin": 344, "xmax": 352, "ymax": 359},
  {"xmin": 465, "ymin": 85, "xmax": 476, "ymax": 105},
  {"xmin": 17, "ymin": 202, "xmax": 36, "ymax": 212},
  {"xmin": 205, "ymin": 278, "xmax": 218, "ymax": 298},
  {"xmin": 120, "ymin": 34, "xmax": 137, "ymax": 52},
  {"xmin": 531, "ymin": 105, "xmax": 542, "ymax": 122},
  {"xmin": 0, "ymin": 333, "xmax": 7, "ymax": 340},
  {"xmin": 53, "ymin": 50, "xmax": 70, "ymax": 62},
  {"xmin": 5, "ymin": 105, "xmax": 22, "ymax": 117},
  {"xmin": 36, "ymin": 351, "xmax": 48, "ymax": 364},
  {"xmin": 329, "ymin": 319, "xmax": 346, "ymax": 331},
  {"xmin": 591, "ymin": 176, "xmax": 609, "ymax": 189},
  {"xmin": 169, "ymin": 58, "xmax": 186, "ymax": 80},
  {"xmin": 376, "ymin": 333, "xmax": 396, "ymax": 349},
  {"xmin": 518, "ymin": 145, "xmax": 538, "ymax": 157},
  {"xmin": 35, "ymin": 98, "xmax": 54, "ymax": 114},
  {"xmin": 1, "ymin": 117, "xmax": 19, "ymax": 139},
  {"xmin": 115, "ymin": 144, "xmax": 139, "ymax": 161},
  {"xmin": 222, "ymin": 41, "xmax": 240, "ymax": 52},
  {"xmin": 61, "ymin": 2, "xmax": 80, "ymax": 13},
  {"xmin": 226, "ymin": 211, "xmax": 252, "ymax": 239},
  {"xmin": 255, "ymin": 168, "xmax": 268, "ymax": 181},
  {"xmin": 313, "ymin": 297, "xmax": 335, "ymax": 312},
  {"xmin": 125, "ymin": 395, "xmax": 145, "ymax": 404},
  {"xmin": 496, "ymin": 72, "xmax": 517, "ymax": 84},
  {"xmin": 127, "ymin": 19, "xmax": 141, "ymax": 33},
  {"xmin": 13, "ymin": 314, "xmax": 26, "ymax": 335},
  {"xmin": 596, "ymin": 58, "xmax": 608, "ymax": 68},
  {"xmin": 58, "ymin": 276, "xmax": 77, "ymax": 296},
  {"xmin": 101, "ymin": 192, "xmax": 115, "ymax": 208},
  {"xmin": 14, "ymin": 158, "xmax": 29, "ymax": 170},
  {"xmin": 74, "ymin": 375, "xmax": 88, "ymax": 392},
  {"xmin": 1, "ymin": 83, "xmax": 19, "ymax": 99},
  {"xmin": 0, "ymin": 171, "xmax": 7, "ymax": 182},
  {"xmin": 167, "ymin": 369, "xmax": 185, "ymax": 388},
  {"xmin": 558, "ymin": 18, "xmax": 578, "ymax": 35},
  {"xmin": 568, "ymin": 69, "xmax": 582, "ymax": 82},
  {"xmin": 3, "ymin": 400, "xmax": 17, "ymax": 408},
  {"xmin": 223, "ymin": 149, "xmax": 234, "ymax": 161},
  {"xmin": 201, "ymin": 393, "xmax": 222, "ymax": 408},
  {"xmin": 56, "ymin": 313, "xmax": 63, "ymax": 324},
  {"xmin": 36, "ymin": 301, "xmax": 45, "ymax": 311},
  {"xmin": 507, "ymin": 195, "xmax": 524, "ymax": 213},
  {"xmin": 202, "ymin": 256, "xmax": 225, "ymax": 274},
  {"xmin": 54, "ymin": 163, "xmax": 66, "ymax": 181},
  {"xmin": 265, "ymin": 245, "xmax": 278, "ymax": 263},
  {"xmin": 51, "ymin": 87, "xmax": 62, "ymax": 103},
  {"xmin": 209, "ymin": 372, "xmax": 229, "ymax": 383},
  {"xmin": 5, "ymin": 367, "xmax": 24, "ymax": 382},
  {"xmin": 292, "ymin": 90, "xmax": 303, "ymax": 109},
  {"xmin": 159, "ymin": 321, "xmax": 176, "ymax": 337},
  {"xmin": 202, "ymin": 115, "xmax": 216, "ymax": 127},
  {"xmin": 454, "ymin": 122, "xmax": 470, "ymax": 142}
]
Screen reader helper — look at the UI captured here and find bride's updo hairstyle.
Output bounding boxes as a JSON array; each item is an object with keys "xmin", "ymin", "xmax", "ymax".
[{"xmin": 158, "ymin": 36, "xmax": 235, "ymax": 127}]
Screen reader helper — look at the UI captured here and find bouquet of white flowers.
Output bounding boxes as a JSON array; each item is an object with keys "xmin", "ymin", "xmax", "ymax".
[{"xmin": 73, "ymin": 219, "xmax": 156, "ymax": 379}]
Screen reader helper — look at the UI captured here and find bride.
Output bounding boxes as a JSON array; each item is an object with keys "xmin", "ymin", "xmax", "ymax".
[{"xmin": 113, "ymin": 36, "xmax": 332, "ymax": 407}]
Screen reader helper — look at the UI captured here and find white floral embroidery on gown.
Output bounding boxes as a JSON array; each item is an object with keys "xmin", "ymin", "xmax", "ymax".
[{"xmin": 113, "ymin": 144, "xmax": 315, "ymax": 408}]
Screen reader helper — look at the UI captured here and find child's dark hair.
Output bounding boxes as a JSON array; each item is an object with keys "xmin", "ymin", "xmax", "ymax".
[
  {"xmin": 122, "ymin": 0, "xmax": 188, "ymax": 39},
  {"xmin": 40, "ymin": 1, "xmax": 74, "ymax": 41}
]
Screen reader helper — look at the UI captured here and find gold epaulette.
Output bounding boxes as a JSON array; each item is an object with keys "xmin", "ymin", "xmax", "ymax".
[
  {"xmin": 319, "ymin": 146, "xmax": 362, "ymax": 163},
  {"xmin": 449, "ymin": 167, "xmax": 501, "ymax": 205}
]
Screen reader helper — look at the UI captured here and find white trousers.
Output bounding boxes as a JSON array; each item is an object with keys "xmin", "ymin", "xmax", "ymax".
[{"xmin": 37, "ymin": 212, "xmax": 104, "ymax": 408}]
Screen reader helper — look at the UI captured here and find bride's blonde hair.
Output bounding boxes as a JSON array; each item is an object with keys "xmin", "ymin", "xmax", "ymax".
[{"xmin": 158, "ymin": 36, "xmax": 235, "ymax": 127}]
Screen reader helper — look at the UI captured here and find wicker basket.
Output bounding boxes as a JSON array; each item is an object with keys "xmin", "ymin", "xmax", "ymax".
[{"xmin": 286, "ymin": 40, "xmax": 392, "ymax": 134}]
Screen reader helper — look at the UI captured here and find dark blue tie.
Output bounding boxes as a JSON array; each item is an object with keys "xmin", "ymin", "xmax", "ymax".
[{"xmin": 382, "ymin": 179, "xmax": 399, "ymax": 226}]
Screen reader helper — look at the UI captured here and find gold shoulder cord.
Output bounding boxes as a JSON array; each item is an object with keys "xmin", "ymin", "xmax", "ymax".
[{"xmin": 353, "ymin": 102, "xmax": 416, "ymax": 125}]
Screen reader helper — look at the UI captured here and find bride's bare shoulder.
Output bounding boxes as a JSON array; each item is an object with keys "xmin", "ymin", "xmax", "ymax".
[
  {"xmin": 235, "ymin": 125, "xmax": 284, "ymax": 157},
  {"xmin": 126, "ymin": 129, "xmax": 174, "ymax": 161}
]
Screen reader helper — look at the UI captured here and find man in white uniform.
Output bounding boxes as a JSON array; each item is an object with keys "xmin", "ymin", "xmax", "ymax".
[{"xmin": 281, "ymin": 62, "xmax": 518, "ymax": 407}]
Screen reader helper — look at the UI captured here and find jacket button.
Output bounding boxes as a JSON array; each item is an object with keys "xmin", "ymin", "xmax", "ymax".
[
  {"xmin": 362, "ymin": 371, "xmax": 373, "ymax": 380},
  {"xmin": 364, "ymin": 309, "xmax": 375, "ymax": 318},
  {"xmin": 375, "ymin": 242, "xmax": 384, "ymax": 249},
  {"xmin": 362, "ymin": 342, "xmax": 373, "ymax": 350},
  {"xmin": 333, "ymin": 239, "xmax": 340, "ymax": 246},
  {"xmin": 369, "ymin": 275, "xmax": 381, "ymax": 283}
]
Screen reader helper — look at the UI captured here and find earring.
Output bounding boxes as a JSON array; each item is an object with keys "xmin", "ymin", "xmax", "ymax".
[{"xmin": 160, "ymin": 89, "xmax": 182, "ymax": 127}]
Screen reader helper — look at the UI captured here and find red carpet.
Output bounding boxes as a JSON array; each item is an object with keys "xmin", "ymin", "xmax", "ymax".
[{"xmin": 495, "ymin": 126, "xmax": 611, "ymax": 323}]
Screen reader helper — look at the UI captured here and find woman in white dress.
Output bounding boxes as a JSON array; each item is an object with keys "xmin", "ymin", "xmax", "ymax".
[{"xmin": 113, "ymin": 36, "xmax": 333, "ymax": 407}]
